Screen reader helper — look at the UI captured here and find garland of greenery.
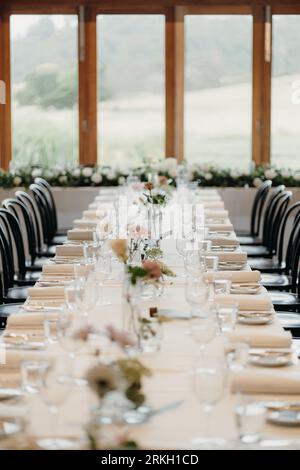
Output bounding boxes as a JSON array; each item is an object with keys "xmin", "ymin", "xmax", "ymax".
[{"xmin": 1, "ymin": 163, "xmax": 300, "ymax": 189}]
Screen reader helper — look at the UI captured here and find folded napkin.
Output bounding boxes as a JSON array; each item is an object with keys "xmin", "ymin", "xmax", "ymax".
[
  {"xmin": 56, "ymin": 245, "xmax": 85, "ymax": 257},
  {"xmin": 83, "ymin": 210, "xmax": 98, "ymax": 219},
  {"xmin": 216, "ymin": 294, "xmax": 272, "ymax": 311},
  {"xmin": 203, "ymin": 201, "xmax": 225, "ymax": 209},
  {"xmin": 206, "ymin": 270, "xmax": 261, "ymax": 283},
  {"xmin": 67, "ymin": 229, "xmax": 94, "ymax": 241},
  {"xmin": 206, "ymin": 223, "xmax": 233, "ymax": 232},
  {"xmin": 43, "ymin": 264, "xmax": 75, "ymax": 275},
  {"xmin": 210, "ymin": 237, "xmax": 239, "ymax": 247},
  {"xmin": 227, "ymin": 329, "xmax": 291, "ymax": 349},
  {"xmin": 209, "ymin": 252, "xmax": 247, "ymax": 262},
  {"xmin": 6, "ymin": 311, "xmax": 58, "ymax": 330},
  {"xmin": 27, "ymin": 286, "xmax": 65, "ymax": 299},
  {"xmin": 0, "ymin": 349, "xmax": 52, "ymax": 371},
  {"xmin": 73, "ymin": 219, "xmax": 98, "ymax": 230},
  {"xmin": 231, "ymin": 369, "xmax": 300, "ymax": 394},
  {"xmin": 205, "ymin": 210, "xmax": 229, "ymax": 219}
]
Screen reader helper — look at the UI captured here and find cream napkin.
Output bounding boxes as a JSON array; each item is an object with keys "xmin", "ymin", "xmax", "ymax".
[
  {"xmin": 67, "ymin": 229, "xmax": 94, "ymax": 241},
  {"xmin": 56, "ymin": 245, "xmax": 85, "ymax": 257},
  {"xmin": 216, "ymin": 294, "xmax": 272, "ymax": 311},
  {"xmin": 203, "ymin": 201, "xmax": 225, "ymax": 209},
  {"xmin": 27, "ymin": 286, "xmax": 65, "ymax": 299},
  {"xmin": 210, "ymin": 252, "xmax": 247, "ymax": 262},
  {"xmin": 73, "ymin": 220, "xmax": 98, "ymax": 230},
  {"xmin": 83, "ymin": 210, "xmax": 98, "ymax": 219},
  {"xmin": 6, "ymin": 312, "xmax": 58, "ymax": 330},
  {"xmin": 43, "ymin": 264, "xmax": 75, "ymax": 275},
  {"xmin": 206, "ymin": 223, "xmax": 233, "ymax": 232},
  {"xmin": 0, "ymin": 349, "xmax": 52, "ymax": 371},
  {"xmin": 227, "ymin": 329, "xmax": 291, "ymax": 348},
  {"xmin": 205, "ymin": 210, "xmax": 229, "ymax": 219},
  {"xmin": 231, "ymin": 369, "xmax": 300, "ymax": 394},
  {"xmin": 210, "ymin": 237, "xmax": 239, "ymax": 247},
  {"xmin": 206, "ymin": 271, "xmax": 261, "ymax": 283}
]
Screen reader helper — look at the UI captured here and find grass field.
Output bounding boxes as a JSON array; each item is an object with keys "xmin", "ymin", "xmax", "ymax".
[{"xmin": 11, "ymin": 74, "xmax": 300, "ymax": 169}]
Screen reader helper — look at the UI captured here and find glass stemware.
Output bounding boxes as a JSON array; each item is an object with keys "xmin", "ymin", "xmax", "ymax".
[
  {"xmin": 190, "ymin": 311, "xmax": 218, "ymax": 353},
  {"xmin": 94, "ymin": 253, "xmax": 112, "ymax": 305},
  {"xmin": 185, "ymin": 275, "xmax": 209, "ymax": 317},
  {"xmin": 191, "ymin": 355, "xmax": 227, "ymax": 448}
]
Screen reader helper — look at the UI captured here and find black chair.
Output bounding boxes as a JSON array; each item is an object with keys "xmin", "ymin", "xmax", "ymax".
[
  {"xmin": 242, "ymin": 185, "xmax": 286, "ymax": 256},
  {"xmin": 34, "ymin": 178, "xmax": 67, "ymax": 242},
  {"xmin": 261, "ymin": 202, "xmax": 300, "ymax": 291},
  {"xmin": 0, "ymin": 272, "xmax": 23, "ymax": 330},
  {"xmin": 0, "ymin": 209, "xmax": 40, "ymax": 285},
  {"xmin": 2, "ymin": 198, "xmax": 50, "ymax": 272},
  {"xmin": 15, "ymin": 191, "xmax": 56, "ymax": 257},
  {"xmin": 248, "ymin": 190, "xmax": 293, "ymax": 272},
  {"xmin": 237, "ymin": 180, "xmax": 272, "ymax": 245},
  {"xmin": 0, "ymin": 225, "xmax": 28, "ymax": 303}
]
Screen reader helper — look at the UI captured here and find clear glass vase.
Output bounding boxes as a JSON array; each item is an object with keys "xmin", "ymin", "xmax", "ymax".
[
  {"xmin": 122, "ymin": 274, "xmax": 141, "ymax": 354},
  {"xmin": 147, "ymin": 204, "xmax": 163, "ymax": 241}
]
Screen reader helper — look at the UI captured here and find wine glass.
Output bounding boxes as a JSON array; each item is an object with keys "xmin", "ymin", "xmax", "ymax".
[
  {"xmin": 94, "ymin": 253, "xmax": 112, "ymax": 305},
  {"xmin": 191, "ymin": 355, "xmax": 227, "ymax": 448},
  {"xmin": 190, "ymin": 311, "xmax": 218, "ymax": 353},
  {"xmin": 36, "ymin": 356, "xmax": 74, "ymax": 450},
  {"xmin": 185, "ymin": 275, "xmax": 209, "ymax": 317},
  {"xmin": 184, "ymin": 250, "xmax": 205, "ymax": 277},
  {"xmin": 75, "ymin": 272, "xmax": 99, "ymax": 319}
]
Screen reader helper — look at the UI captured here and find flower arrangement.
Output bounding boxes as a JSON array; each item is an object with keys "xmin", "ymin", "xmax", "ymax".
[
  {"xmin": 143, "ymin": 182, "xmax": 167, "ymax": 206},
  {"xmin": 2, "ymin": 162, "xmax": 300, "ymax": 189}
]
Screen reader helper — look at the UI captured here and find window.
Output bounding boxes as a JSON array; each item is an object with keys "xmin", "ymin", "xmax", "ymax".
[
  {"xmin": 184, "ymin": 14, "xmax": 252, "ymax": 169},
  {"xmin": 97, "ymin": 14, "xmax": 165, "ymax": 168},
  {"xmin": 10, "ymin": 14, "xmax": 78, "ymax": 167},
  {"xmin": 271, "ymin": 15, "xmax": 300, "ymax": 168}
]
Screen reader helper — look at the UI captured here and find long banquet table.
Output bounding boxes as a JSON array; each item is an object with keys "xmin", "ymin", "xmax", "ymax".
[{"xmin": 1, "ymin": 186, "xmax": 300, "ymax": 450}]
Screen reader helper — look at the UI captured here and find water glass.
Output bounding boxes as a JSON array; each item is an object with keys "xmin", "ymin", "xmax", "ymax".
[
  {"xmin": 213, "ymin": 278, "xmax": 231, "ymax": 296},
  {"xmin": 21, "ymin": 360, "xmax": 49, "ymax": 394},
  {"xmin": 190, "ymin": 314, "xmax": 217, "ymax": 351},
  {"xmin": 216, "ymin": 303, "xmax": 238, "ymax": 333},
  {"xmin": 44, "ymin": 319, "xmax": 59, "ymax": 344},
  {"xmin": 225, "ymin": 341, "xmax": 249, "ymax": 371},
  {"xmin": 235, "ymin": 396, "xmax": 266, "ymax": 444},
  {"xmin": 184, "ymin": 251, "xmax": 205, "ymax": 277},
  {"xmin": 200, "ymin": 255, "xmax": 219, "ymax": 272},
  {"xmin": 185, "ymin": 275, "xmax": 209, "ymax": 317}
]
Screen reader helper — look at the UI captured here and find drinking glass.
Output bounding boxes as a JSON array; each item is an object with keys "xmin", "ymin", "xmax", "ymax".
[
  {"xmin": 21, "ymin": 360, "xmax": 49, "ymax": 394},
  {"xmin": 64, "ymin": 281, "xmax": 78, "ymax": 312},
  {"xmin": 190, "ymin": 314, "xmax": 217, "ymax": 352},
  {"xmin": 37, "ymin": 356, "xmax": 74, "ymax": 450},
  {"xmin": 183, "ymin": 251, "xmax": 205, "ymax": 278},
  {"xmin": 94, "ymin": 253, "xmax": 112, "ymax": 305},
  {"xmin": 216, "ymin": 303, "xmax": 239, "ymax": 334},
  {"xmin": 191, "ymin": 355, "xmax": 227, "ymax": 447},
  {"xmin": 185, "ymin": 275, "xmax": 209, "ymax": 317},
  {"xmin": 75, "ymin": 272, "xmax": 99, "ymax": 319},
  {"xmin": 200, "ymin": 255, "xmax": 219, "ymax": 272},
  {"xmin": 213, "ymin": 278, "xmax": 231, "ymax": 296},
  {"xmin": 139, "ymin": 317, "xmax": 163, "ymax": 353},
  {"xmin": 44, "ymin": 319, "xmax": 59, "ymax": 345},
  {"xmin": 225, "ymin": 341, "xmax": 249, "ymax": 371},
  {"xmin": 235, "ymin": 395, "xmax": 266, "ymax": 444}
]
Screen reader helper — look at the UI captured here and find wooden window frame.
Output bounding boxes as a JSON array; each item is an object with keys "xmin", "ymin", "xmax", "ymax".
[{"xmin": 1, "ymin": 2, "xmax": 300, "ymax": 170}]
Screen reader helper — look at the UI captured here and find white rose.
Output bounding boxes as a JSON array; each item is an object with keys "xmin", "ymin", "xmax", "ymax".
[
  {"xmin": 204, "ymin": 172, "xmax": 213, "ymax": 181},
  {"xmin": 101, "ymin": 167, "xmax": 110, "ymax": 175},
  {"xmin": 91, "ymin": 172, "xmax": 102, "ymax": 184},
  {"xmin": 82, "ymin": 167, "xmax": 93, "ymax": 178},
  {"xmin": 44, "ymin": 169, "xmax": 54, "ymax": 179},
  {"xmin": 58, "ymin": 175, "xmax": 67, "ymax": 184},
  {"xmin": 164, "ymin": 157, "xmax": 178, "ymax": 172},
  {"xmin": 264, "ymin": 168, "xmax": 277, "ymax": 179},
  {"xmin": 31, "ymin": 168, "xmax": 42, "ymax": 178},
  {"xmin": 106, "ymin": 170, "xmax": 116, "ymax": 180},
  {"xmin": 169, "ymin": 168, "xmax": 178, "ymax": 178},
  {"xmin": 294, "ymin": 173, "xmax": 300, "ymax": 182},
  {"xmin": 72, "ymin": 168, "xmax": 81, "ymax": 178},
  {"xmin": 118, "ymin": 176, "xmax": 126, "ymax": 185},
  {"xmin": 13, "ymin": 176, "xmax": 22, "ymax": 186},
  {"xmin": 230, "ymin": 169, "xmax": 241, "ymax": 178},
  {"xmin": 200, "ymin": 164, "xmax": 210, "ymax": 173},
  {"xmin": 281, "ymin": 169, "xmax": 291, "ymax": 178},
  {"xmin": 253, "ymin": 177, "xmax": 263, "ymax": 187},
  {"xmin": 243, "ymin": 168, "xmax": 251, "ymax": 176}
]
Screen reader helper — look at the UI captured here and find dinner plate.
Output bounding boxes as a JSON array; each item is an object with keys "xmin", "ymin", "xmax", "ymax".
[
  {"xmin": 249, "ymin": 351, "xmax": 292, "ymax": 367},
  {"xmin": 267, "ymin": 410, "xmax": 300, "ymax": 426},
  {"xmin": 158, "ymin": 308, "xmax": 190, "ymax": 320},
  {"xmin": 219, "ymin": 262, "xmax": 246, "ymax": 271},
  {"xmin": 231, "ymin": 284, "xmax": 261, "ymax": 295},
  {"xmin": 238, "ymin": 315, "xmax": 273, "ymax": 325},
  {"xmin": 208, "ymin": 231, "xmax": 232, "ymax": 237},
  {"xmin": 0, "ymin": 388, "xmax": 23, "ymax": 402}
]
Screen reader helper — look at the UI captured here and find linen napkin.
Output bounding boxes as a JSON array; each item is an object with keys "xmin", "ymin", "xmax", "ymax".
[
  {"xmin": 206, "ymin": 223, "xmax": 233, "ymax": 232},
  {"xmin": 231, "ymin": 369, "xmax": 300, "ymax": 394},
  {"xmin": 56, "ymin": 245, "xmax": 85, "ymax": 258},
  {"xmin": 205, "ymin": 210, "xmax": 229, "ymax": 219},
  {"xmin": 0, "ymin": 349, "xmax": 52, "ymax": 371},
  {"xmin": 42, "ymin": 264, "xmax": 75, "ymax": 276},
  {"xmin": 205, "ymin": 270, "xmax": 261, "ymax": 284},
  {"xmin": 209, "ymin": 252, "xmax": 247, "ymax": 262},
  {"xmin": 83, "ymin": 210, "xmax": 98, "ymax": 219},
  {"xmin": 6, "ymin": 312, "xmax": 58, "ymax": 331},
  {"xmin": 203, "ymin": 201, "xmax": 225, "ymax": 209},
  {"xmin": 73, "ymin": 219, "xmax": 98, "ymax": 230},
  {"xmin": 27, "ymin": 286, "xmax": 65, "ymax": 300},
  {"xmin": 215, "ymin": 294, "xmax": 273, "ymax": 311},
  {"xmin": 227, "ymin": 329, "xmax": 291, "ymax": 348},
  {"xmin": 210, "ymin": 237, "xmax": 239, "ymax": 247},
  {"xmin": 67, "ymin": 229, "xmax": 94, "ymax": 241}
]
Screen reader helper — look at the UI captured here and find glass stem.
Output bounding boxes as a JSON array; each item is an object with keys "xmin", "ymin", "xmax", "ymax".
[
  {"xmin": 99, "ymin": 282, "xmax": 104, "ymax": 304},
  {"xmin": 49, "ymin": 405, "xmax": 58, "ymax": 445},
  {"xmin": 203, "ymin": 405, "xmax": 213, "ymax": 438}
]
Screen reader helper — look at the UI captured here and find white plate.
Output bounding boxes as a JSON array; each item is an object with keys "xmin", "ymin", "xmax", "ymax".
[
  {"xmin": 238, "ymin": 315, "xmax": 273, "ymax": 325},
  {"xmin": 250, "ymin": 352, "xmax": 292, "ymax": 367},
  {"xmin": 0, "ymin": 388, "xmax": 23, "ymax": 401},
  {"xmin": 0, "ymin": 420, "xmax": 22, "ymax": 440},
  {"xmin": 267, "ymin": 410, "xmax": 300, "ymax": 426}
]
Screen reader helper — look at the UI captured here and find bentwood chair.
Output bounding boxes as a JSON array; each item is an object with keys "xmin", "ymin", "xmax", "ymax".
[{"xmin": 237, "ymin": 180, "xmax": 272, "ymax": 245}]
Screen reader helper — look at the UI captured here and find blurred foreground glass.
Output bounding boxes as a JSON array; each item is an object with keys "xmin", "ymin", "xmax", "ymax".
[
  {"xmin": 235, "ymin": 396, "xmax": 266, "ymax": 444},
  {"xmin": 216, "ymin": 303, "xmax": 238, "ymax": 333}
]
